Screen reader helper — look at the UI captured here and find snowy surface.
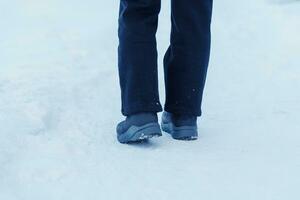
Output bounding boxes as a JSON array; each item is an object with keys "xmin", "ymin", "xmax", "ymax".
[{"xmin": 1, "ymin": 0, "xmax": 300, "ymax": 200}]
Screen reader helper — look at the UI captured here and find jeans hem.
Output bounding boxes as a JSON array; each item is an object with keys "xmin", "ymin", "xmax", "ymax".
[
  {"xmin": 122, "ymin": 102, "xmax": 163, "ymax": 116},
  {"xmin": 164, "ymin": 105, "xmax": 202, "ymax": 117}
]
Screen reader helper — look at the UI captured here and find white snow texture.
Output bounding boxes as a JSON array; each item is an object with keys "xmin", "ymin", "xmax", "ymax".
[{"xmin": 0, "ymin": 0, "xmax": 299, "ymax": 200}]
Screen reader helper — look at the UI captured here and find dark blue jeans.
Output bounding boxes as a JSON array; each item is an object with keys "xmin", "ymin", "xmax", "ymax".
[{"xmin": 118, "ymin": 0, "xmax": 213, "ymax": 116}]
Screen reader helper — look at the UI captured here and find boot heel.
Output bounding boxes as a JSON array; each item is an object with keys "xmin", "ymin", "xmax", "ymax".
[
  {"xmin": 161, "ymin": 122, "xmax": 198, "ymax": 140},
  {"xmin": 118, "ymin": 123, "xmax": 162, "ymax": 143}
]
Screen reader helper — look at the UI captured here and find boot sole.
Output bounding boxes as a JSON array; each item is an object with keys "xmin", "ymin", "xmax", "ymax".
[
  {"xmin": 117, "ymin": 123, "xmax": 162, "ymax": 144},
  {"xmin": 161, "ymin": 122, "xmax": 198, "ymax": 140}
]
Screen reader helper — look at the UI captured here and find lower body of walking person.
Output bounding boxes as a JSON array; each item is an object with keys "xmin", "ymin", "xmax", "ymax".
[{"xmin": 117, "ymin": 0, "xmax": 213, "ymax": 143}]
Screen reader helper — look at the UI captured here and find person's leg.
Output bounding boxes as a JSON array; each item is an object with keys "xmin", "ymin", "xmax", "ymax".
[
  {"xmin": 163, "ymin": 0, "xmax": 213, "ymax": 116},
  {"xmin": 117, "ymin": 0, "xmax": 163, "ymax": 143},
  {"xmin": 118, "ymin": 0, "xmax": 163, "ymax": 116}
]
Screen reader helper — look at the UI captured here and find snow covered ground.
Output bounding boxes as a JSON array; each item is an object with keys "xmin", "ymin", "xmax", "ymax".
[{"xmin": 0, "ymin": 0, "xmax": 300, "ymax": 199}]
